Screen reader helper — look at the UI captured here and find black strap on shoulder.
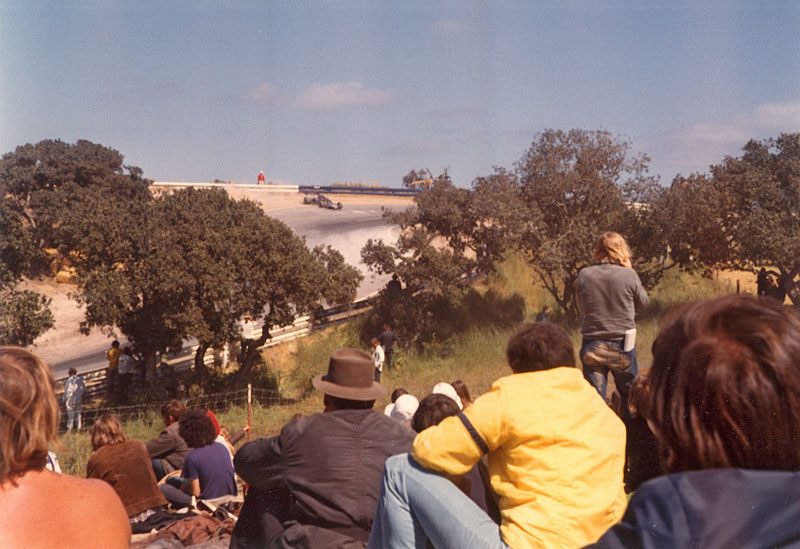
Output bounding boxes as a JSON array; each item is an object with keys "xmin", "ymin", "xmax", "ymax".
[{"xmin": 457, "ymin": 412, "xmax": 489, "ymax": 455}]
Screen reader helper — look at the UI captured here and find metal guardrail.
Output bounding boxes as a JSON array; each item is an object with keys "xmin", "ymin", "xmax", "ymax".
[
  {"xmin": 55, "ymin": 291, "xmax": 381, "ymax": 401},
  {"xmin": 151, "ymin": 182, "xmax": 421, "ymax": 198},
  {"xmin": 298, "ymin": 185, "xmax": 420, "ymax": 196}
]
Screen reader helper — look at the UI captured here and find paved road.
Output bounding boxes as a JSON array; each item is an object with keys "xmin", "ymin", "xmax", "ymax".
[
  {"xmin": 270, "ymin": 203, "xmax": 402, "ymax": 297},
  {"xmin": 51, "ymin": 202, "xmax": 404, "ymax": 378}
]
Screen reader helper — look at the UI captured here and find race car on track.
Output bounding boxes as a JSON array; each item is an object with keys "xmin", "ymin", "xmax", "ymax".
[{"xmin": 303, "ymin": 193, "xmax": 343, "ymax": 210}]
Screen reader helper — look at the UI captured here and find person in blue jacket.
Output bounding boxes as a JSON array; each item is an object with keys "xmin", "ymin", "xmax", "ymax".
[{"xmin": 587, "ymin": 294, "xmax": 800, "ymax": 548}]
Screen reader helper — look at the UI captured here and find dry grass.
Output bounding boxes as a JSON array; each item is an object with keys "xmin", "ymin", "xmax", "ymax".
[{"xmin": 54, "ymin": 257, "xmax": 738, "ymax": 476}]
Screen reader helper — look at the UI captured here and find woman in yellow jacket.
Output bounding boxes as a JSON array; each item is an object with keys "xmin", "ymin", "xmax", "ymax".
[{"xmin": 368, "ymin": 322, "xmax": 627, "ymax": 549}]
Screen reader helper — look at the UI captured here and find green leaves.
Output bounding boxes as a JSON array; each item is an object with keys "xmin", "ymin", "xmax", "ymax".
[{"xmin": 662, "ymin": 133, "xmax": 800, "ymax": 305}]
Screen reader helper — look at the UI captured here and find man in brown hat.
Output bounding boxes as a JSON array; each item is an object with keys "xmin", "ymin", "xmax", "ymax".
[{"xmin": 231, "ymin": 348, "xmax": 415, "ymax": 548}]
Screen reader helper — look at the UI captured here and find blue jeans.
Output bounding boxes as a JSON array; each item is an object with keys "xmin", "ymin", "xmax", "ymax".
[
  {"xmin": 368, "ymin": 454, "xmax": 508, "ymax": 549},
  {"xmin": 66, "ymin": 407, "xmax": 82, "ymax": 430},
  {"xmin": 580, "ymin": 338, "xmax": 638, "ymax": 403}
]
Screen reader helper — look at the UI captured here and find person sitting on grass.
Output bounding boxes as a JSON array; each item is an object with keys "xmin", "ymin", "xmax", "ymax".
[
  {"xmin": 231, "ymin": 348, "xmax": 415, "ymax": 548},
  {"xmin": 146, "ymin": 398, "xmax": 191, "ymax": 481},
  {"xmin": 386, "ymin": 394, "xmax": 419, "ymax": 430},
  {"xmin": 0, "ymin": 347, "xmax": 130, "ymax": 548},
  {"xmin": 588, "ymin": 295, "xmax": 800, "ymax": 548},
  {"xmin": 159, "ymin": 409, "xmax": 237, "ymax": 508},
  {"xmin": 368, "ymin": 322, "xmax": 627, "ymax": 549},
  {"xmin": 87, "ymin": 414, "xmax": 169, "ymax": 532},
  {"xmin": 384, "ymin": 387, "xmax": 409, "ymax": 415},
  {"xmin": 412, "ymin": 393, "xmax": 498, "ymax": 521},
  {"xmin": 450, "ymin": 379, "xmax": 473, "ymax": 408}
]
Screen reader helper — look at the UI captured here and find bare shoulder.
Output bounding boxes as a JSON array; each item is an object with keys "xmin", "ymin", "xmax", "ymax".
[{"xmin": 0, "ymin": 471, "xmax": 131, "ymax": 548}]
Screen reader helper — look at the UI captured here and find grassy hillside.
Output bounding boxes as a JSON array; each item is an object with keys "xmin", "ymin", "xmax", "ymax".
[{"xmin": 54, "ymin": 257, "xmax": 733, "ymax": 476}]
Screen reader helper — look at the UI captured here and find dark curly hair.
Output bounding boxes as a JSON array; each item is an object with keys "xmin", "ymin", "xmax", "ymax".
[
  {"xmin": 178, "ymin": 409, "xmax": 217, "ymax": 449},
  {"xmin": 412, "ymin": 393, "xmax": 461, "ymax": 433},
  {"xmin": 506, "ymin": 322, "xmax": 575, "ymax": 373}
]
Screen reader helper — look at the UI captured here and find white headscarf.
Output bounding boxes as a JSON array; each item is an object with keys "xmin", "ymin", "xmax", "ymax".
[{"xmin": 432, "ymin": 382, "xmax": 463, "ymax": 410}]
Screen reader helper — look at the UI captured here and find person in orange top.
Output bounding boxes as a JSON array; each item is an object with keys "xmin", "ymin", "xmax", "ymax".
[
  {"xmin": 106, "ymin": 339, "xmax": 122, "ymax": 394},
  {"xmin": 0, "ymin": 347, "xmax": 130, "ymax": 548}
]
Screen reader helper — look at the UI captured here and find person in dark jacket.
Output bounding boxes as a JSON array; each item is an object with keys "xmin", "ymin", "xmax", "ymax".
[
  {"xmin": 145, "ymin": 399, "xmax": 190, "ymax": 480},
  {"xmin": 230, "ymin": 348, "xmax": 415, "ymax": 549},
  {"xmin": 588, "ymin": 295, "xmax": 800, "ymax": 548},
  {"xmin": 377, "ymin": 324, "xmax": 398, "ymax": 370},
  {"xmin": 622, "ymin": 371, "xmax": 660, "ymax": 493}
]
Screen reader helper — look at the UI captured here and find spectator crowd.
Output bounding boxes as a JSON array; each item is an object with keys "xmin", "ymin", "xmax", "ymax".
[{"xmin": 3, "ymin": 233, "xmax": 800, "ymax": 548}]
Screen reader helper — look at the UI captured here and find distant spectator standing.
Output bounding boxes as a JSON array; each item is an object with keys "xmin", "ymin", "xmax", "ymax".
[
  {"xmin": 117, "ymin": 347, "xmax": 134, "ymax": 400},
  {"xmin": 535, "ymin": 305, "xmax": 551, "ymax": 322},
  {"xmin": 257, "ymin": 171, "xmax": 265, "ymax": 185},
  {"xmin": 371, "ymin": 337, "xmax": 385, "ymax": 382},
  {"xmin": 106, "ymin": 340, "xmax": 121, "ymax": 394},
  {"xmin": 377, "ymin": 324, "xmax": 398, "ymax": 370},
  {"xmin": 385, "ymin": 273, "xmax": 402, "ymax": 299},
  {"xmin": 64, "ymin": 367, "xmax": 85, "ymax": 431},
  {"xmin": 575, "ymin": 232, "xmax": 648, "ymax": 416},
  {"xmin": 757, "ymin": 267, "xmax": 768, "ymax": 296}
]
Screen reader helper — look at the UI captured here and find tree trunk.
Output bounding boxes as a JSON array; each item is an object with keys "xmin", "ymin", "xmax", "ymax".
[
  {"xmin": 239, "ymin": 327, "xmax": 271, "ymax": 378},
  {"xmin": 194, "ymin": 342, "xmax": 211, "ymax": 382},
  {"xmin": 144, "ymin": 350, "xmax": 168, "ymax": 400}
]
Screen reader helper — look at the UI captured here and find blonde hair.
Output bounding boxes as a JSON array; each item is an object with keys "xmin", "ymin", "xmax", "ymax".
[
  {"xmin": 91, "ymin": 414, "xmax": 128, "ymax": 451},
  {"xmin": 0, "ymin": 347, "xmax": 60, "ymax": 482},
  {"xmin": 594, "ymin": 232, "xmax": 632, "ymax": 266}
]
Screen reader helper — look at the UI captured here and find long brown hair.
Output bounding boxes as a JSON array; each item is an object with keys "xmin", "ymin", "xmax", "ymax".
[
  {"xmin": 0, "ymin": 347, "xmax": 60, "ymax": 482},
  {"xmin": 648, "ymin": 295, "xmax": 800, "ymax": 473},
  {"xmin": 91, "ymin": 414, "xmax": 128, "ymax": 451}
]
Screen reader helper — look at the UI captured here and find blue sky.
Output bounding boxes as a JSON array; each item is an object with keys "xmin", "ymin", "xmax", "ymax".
[{"xmin": 2, "ymin": 1, "xmax": 799, "ymax": 187}]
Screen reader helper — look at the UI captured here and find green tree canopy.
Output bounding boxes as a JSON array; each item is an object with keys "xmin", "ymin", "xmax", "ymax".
[
  {"xmin": 364, "ymin": 129, "xmax": 672, "ymax": 332},
  {"xmin": 0, "ymin": 200, "xmax": 54, "ymax": 345},
  {"xmin": 63, "ymin": 186, "xmax": 362, "ymax": 391},
  {"xmin": 0, "ymin": 139, "xmax": 149, "ymax": 253},
  {"xmin": 514, "ymin": 129, "xmax": 667, "ymax": 321},
  {"xmin": 660, "ymin": 133, "xmax": 800, "ymax": 306}
]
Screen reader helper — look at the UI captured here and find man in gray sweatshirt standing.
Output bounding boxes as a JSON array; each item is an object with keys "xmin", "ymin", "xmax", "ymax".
[{"xmin": 575, "ymin": 232, "xmax": 648, "ymax": 415}]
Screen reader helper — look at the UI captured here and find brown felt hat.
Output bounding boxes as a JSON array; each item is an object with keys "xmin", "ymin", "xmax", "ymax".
[{"xmin": 312, "ymin": 348, "xmax": 386, "ymax": 401}]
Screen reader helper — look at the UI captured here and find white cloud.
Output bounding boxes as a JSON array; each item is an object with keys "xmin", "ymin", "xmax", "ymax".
[
  {"xmin": 245, "ymin": 82, "xmax": 279, "ymax": 104},
  {"xmin": 646, "ymin": 97, "xmax": 800, "ymax": 180},
  {"xmin": 752, "ymin": 98, "xmax": 800, "ymax": 129},
  {"xmin": 433, "ymin": 18, "xmax": 470, "ymax": 35},
  {"xmin": 245, "ymin": 81, "xmax": 397, "ymax": 112},
  {"xmin": 680, "ymin": 97, "xmax": 800, "ymax": 146},
  {"xmin": 293, "ymin": 82, "xmax": 397, "ymax": 112}
]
